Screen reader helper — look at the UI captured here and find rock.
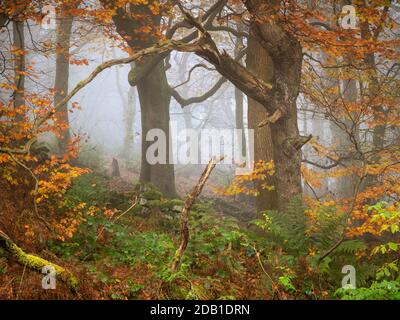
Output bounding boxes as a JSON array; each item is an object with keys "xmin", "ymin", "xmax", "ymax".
[
  {"xmin": 172, "ymin": 205, "xmax": 183, "ymax": 213},
  {"xmin": 139, "ymin": 197, "xmax": 148, "ymax": 206}
]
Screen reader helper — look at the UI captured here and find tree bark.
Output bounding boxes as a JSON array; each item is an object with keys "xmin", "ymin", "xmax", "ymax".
[
  {"xmin": 245, "ymin": 0, "xmax": 303, "ymax": 211},
  {"xmin": 360, "ymin": 19, "xmax": 386, "ymax": 190},
  {"xmin": 54, "ymin": 8, "xmax": 73, "ymax": 152},
  {"xmin": 0, "ymin": 229, "xmax": 78, "ymax": 290},
  {"xmin": 247, "ymin": 32, "xmax": 278, "ymax": 211},
  {"xmin": 171, "ymin": 157, "xmax": 222, "ymax": 272},
  {"xmin": 137, "ymin": 60, "xmax": 178, "ymax": 198},
  {"xmin": 102, "ymin": 1, "xmax": 178, "ymax": 198},
  {"xmin": 234, "ymin": 27, "xmax": 247, "ymax": 160},
  {"xmin": 115, "ymin": 59, "xmax": 137, "ymax": 164},
  {"xmin": 13, "ymin": 19, "xmax": 25, "ymax": 119}
]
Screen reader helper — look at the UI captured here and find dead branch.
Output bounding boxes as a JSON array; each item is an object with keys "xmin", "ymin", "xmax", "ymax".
[
  {"xmin": 257, "ymin": 109, "xmax": 283, "ymax": 128},
  {"xmin": 171, "ymin": 156, "xmax": 223, "ymax": 272}
]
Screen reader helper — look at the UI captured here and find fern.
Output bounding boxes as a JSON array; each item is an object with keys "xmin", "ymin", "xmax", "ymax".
[
  {"xmin": 310, "ymin": 204, "xmax": 347, "ymax": 252},
  {"xmin": 253, "ymin": 197, "xmax": 373, "ymax": 296},
  {"xmin": 260, "ymin": 196, "xmax": 309, "ymax": 256},
  {"xmin": 336, "ymin": 240, "xmax": 367, "ymax": 255}
]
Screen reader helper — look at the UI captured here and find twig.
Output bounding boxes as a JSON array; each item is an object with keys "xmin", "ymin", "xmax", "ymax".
[
  {"xmin": 1, "ymin": 38, "xmax": 202, "ymax": 155},
  {"xmin": 95, "ymin": 197, "xmax": 138, "ymax": 242},
  {"xmin": 16, "ymin": 262, "xmax": 27, "ymax": 300},
  {"xmin": 252, "ymin": 244, "xmax": 279, "ymax": 296},
  {"xmin": 172, "ymin": 63, "xmax": 215, "ymax": 89}
]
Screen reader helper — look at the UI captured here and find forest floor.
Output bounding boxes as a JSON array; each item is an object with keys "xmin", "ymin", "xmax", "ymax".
[{"xmin": 0, "ymin": 168, "xmax": 273, "ymax": 300}]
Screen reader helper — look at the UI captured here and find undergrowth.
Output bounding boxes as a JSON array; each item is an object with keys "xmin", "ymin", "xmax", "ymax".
[{"xmin": 3, "ymin": 172, "xmax": 398, "ymax": 300}]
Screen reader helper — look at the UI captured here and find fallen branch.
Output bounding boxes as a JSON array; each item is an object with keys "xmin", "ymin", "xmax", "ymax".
[
  {"xmin": 0, "ymin": 229, "xmax": 78, "ymax": 290},
  {"xmin": 171, "ymin": 156, "xmax": 223, "ymax": 272}
]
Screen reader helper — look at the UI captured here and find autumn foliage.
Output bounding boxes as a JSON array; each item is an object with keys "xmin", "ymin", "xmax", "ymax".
[{"xmin": 0, "ymin": 0, "xmax": 399, "ymax": 300}]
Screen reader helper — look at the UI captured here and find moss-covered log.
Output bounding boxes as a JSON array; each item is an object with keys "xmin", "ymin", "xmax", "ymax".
[{"xmin": 0, "ymin": 230, "xmax": 78, "ymax": 290}]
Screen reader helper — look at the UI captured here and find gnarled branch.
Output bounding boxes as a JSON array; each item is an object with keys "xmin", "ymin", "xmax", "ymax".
[{"xmin": 169, "ymin": 76, "xmax": 227, "ymax": 107}]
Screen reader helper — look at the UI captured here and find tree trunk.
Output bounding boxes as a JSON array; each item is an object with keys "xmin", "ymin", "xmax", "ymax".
[
  {"xmin": 137, "ymin": 60, "xmax": 177, "ymax": 198},
  {"xmin": 123, "ymin": 85, "xmax": 136, "ymax": 162},
  {"xmin": 235, "ymin": 87, "xmax": 246, "ymax": 155},
  {"xmin": 103, "ymin": 1, "xmax": 178, "ymax": 198},
  {"xmin": 115, "ymin": 60, "xmax": 137, "ymax": 164},
  {"xmin": 13, "ymin": 19, "xmax": 25, "ymax": 119},
  {"xmin": 245, "ymin": 0, "xmax": 304, "ymax": 211},
  {"xmin": 360, "ymin": 21, "xmax": 386, "ymax": 190},
  {"xmin": 246, "ymin": 33, "xmax": 278, "ymax": 211},
  {"xmin": 177, "ymin": 53, "xmax": 193, "ymax": 132},
  {"xmin": 234, "ymin": 29, "xmax": 246, "ymax": 158},
  {"xmin": 311, "ymin": 114, "xmax": 330, "ymax": 197},
  {"xmin": 112, "ymin": 158, "xmax": 121, "ymax": 177},
  {"xmin": 54, "ymin": 9, "xmax": 73, "ymax": 152},
  {"xmin": 332, "ymin": 79, "xmax": 359, "ymax": 199}
]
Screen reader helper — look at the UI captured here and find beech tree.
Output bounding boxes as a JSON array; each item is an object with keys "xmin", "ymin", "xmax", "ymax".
[{"xmin": 54, "ymin": 3, "xmax": 74, "ymax": 152}]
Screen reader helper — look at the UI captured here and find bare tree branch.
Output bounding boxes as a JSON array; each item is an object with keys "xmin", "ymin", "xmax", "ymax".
[
  {"xmin": 0, "ymin": 39, "xmax": 201, "ymax": 155},
  {"xmin": 169, "ymin": 76, "xmax": 227, "ymax": 107},
  {"xmin": 172, "ymin": 63, "xmax": 216, "ymax": 89}
]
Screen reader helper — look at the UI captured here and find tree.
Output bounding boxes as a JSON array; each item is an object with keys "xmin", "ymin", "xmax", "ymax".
[
  {"xmin": 12, "ymin": 18, "xmax": 25, "ymax": 120},
  {"xmin": 100, "ymin": 0, "xmax": 178, "ymax": 198},
  {"xmin": 244, "ymin": 0, "xmax": 304, "ymax": 210},
  {"xmin": 234, "ymin": 22, "xmax": 247, "ymax": 171},
  {"xmin": 54, "ymin": 3, "xmax": 73, "ymax": 152},
  {"xmin": 247, "ymin": 29, "xmax": 278, "ymax": 211},
  {"xmin": 115, "ymin": 61, "xmax": 137, "ymax": 165}
]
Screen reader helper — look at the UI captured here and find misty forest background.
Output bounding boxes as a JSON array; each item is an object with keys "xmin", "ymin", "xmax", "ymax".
[{"xmin": 0, "ymin": 0, "xmax": 400, "ymax": 299}]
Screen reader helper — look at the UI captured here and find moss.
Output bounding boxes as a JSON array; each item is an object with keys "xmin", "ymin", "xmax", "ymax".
[
  {"xmin": 0, "ymin": 250, "xmax": 7, "ymax": 274},
  {"xmin": 166, "ymin": 282, "xmax": 187, "ymax": 299},
  {"xmin": 168, "ymin": 199, "xmax": 184, "ymax": 207},
  {"xmin": 108, "ymin": 191, "xmax": 131, "ymax": 209},
  {"xmin": 130, "ymin": 204, "xmax": 144, "ymax": 214},
  {"xmin": 4, "ymin": 240, "xmax": 78, "ymax": 290},
  {"xmin": 147, "ymin": 200, "xmax": 163, "ymax": 208},
  {"xmin": 133, "ymin": 182, "xmax": 164, "ymax": 201},
  {"xmin": 192, "ymin": 202, "xmax": 212, "ymax": 214},
  {"xmin": 145, "ymin": 199, "xmax": 184, "ymax": 216},
  {"xmin": 128, "ymin": 68, "xmax": 137, "ymax": 86},
  {"xmin": 142, "ymin": 189, "xmax": 163, "ymax": 201}
]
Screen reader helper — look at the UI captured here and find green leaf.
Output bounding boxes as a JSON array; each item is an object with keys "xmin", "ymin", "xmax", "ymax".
[
  {"xmin": 388, "ymin": 242, "xmax": 398, "ymax": 251},
  {"xmin": 390, "ymin": 224, "xmax": 399, "ymax": 234}
]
